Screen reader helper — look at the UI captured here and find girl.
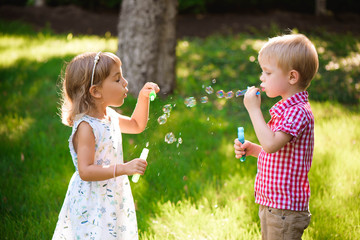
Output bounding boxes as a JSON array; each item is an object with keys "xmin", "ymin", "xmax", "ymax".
[{"xmin": 53, "ymin": 51, "xmax": 159, "ymax": 239}]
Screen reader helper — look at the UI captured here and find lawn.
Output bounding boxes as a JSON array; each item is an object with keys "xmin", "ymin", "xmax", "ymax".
[{"xmin": 0, "ymin": 20, "xmax": 359, "ymax": 239}]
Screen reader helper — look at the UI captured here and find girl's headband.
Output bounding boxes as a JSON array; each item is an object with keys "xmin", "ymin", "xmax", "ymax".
[{"xmin": 90, "ymin": 51, "xmax": 102, "ymax": 86}]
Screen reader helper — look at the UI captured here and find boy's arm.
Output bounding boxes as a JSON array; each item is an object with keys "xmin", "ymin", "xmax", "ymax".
[{"xmin": 244, "ymin": 88, "xmax": 292, "ymax": 153}]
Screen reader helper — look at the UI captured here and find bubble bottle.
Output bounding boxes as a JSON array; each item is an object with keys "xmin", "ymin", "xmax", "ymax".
[{"xmin": 132, "ymin": 148, "xmax": 149, "ymax": 183}]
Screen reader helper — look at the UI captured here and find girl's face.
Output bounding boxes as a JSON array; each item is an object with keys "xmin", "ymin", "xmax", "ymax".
[
  {"xmin": 100, "ymin": 61, "xmax": 128, "ymax": 107},
  {"xmin": 259, "ymin": 57, "xmax": 291, "ymax": 99}
]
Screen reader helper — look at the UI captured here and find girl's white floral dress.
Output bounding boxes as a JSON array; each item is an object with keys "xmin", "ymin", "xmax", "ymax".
[{"xmin": 53, "ymin": 108, "xmax": 138, "ymax": 240}]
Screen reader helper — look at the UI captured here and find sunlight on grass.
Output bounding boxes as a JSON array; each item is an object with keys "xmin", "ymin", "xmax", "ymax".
[
  {"xmin": 305, "ymin": 102, "xmax": 360, "ymax": 239},
  {"xmin": 142, "ymin": 174, "xmax": 260, "ymax": 240},
  {"xmin": 0, "ymin": 114, "xmax": 34, "ymax": 141},
  {"xmin": 0, "ymin": 34, "xmax": 117, "ymax": 67}
]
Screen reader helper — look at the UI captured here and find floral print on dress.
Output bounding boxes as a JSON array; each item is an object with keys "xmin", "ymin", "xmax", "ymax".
[{"xmin": 53, "ymin": 107, "xmax": 138, "ymax": 240}]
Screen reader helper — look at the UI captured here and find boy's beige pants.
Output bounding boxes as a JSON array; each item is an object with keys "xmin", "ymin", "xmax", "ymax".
[{"xmin": 259, "ymin": 205, "xmax": 311, "ymax": 240}]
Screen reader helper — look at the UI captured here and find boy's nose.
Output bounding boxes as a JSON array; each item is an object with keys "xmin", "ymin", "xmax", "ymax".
[{"xmin": 260, "ymin": 74, "xmax": 265, "ymax": 82}]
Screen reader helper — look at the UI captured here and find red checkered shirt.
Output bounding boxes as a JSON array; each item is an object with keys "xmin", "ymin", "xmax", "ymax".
[{"xmin": 255, "ymin": 91, "xmax": 314, "ymax": 211}]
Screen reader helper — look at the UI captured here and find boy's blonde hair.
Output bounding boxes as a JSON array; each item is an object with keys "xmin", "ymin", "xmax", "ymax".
[
  {"xmin": 60, "ymin": 52, "xmax": 121, "ymax": 126},
  {"xmin": 258, "ymin": 34, "xmax": 319, "ymax": 90}
]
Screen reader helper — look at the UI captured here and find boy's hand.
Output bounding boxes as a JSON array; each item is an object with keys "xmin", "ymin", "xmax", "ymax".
[
  {"xmin": 139, "ymin": 82, "xmax": 160, "ymax": 99},
  {"xmin": 244, "ymin": 86, "xmax": 261, "ymax": 111},
  {"xmin": 234, "ymin": 139, "xmax": 262, "ymax": 158}
]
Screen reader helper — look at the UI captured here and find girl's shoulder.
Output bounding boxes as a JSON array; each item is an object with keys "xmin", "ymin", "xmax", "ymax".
[{"xmin": 71, "ymin": 113, "xmax": 103, "ymax": 141}]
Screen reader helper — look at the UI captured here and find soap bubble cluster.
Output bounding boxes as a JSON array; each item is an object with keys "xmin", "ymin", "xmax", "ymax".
[
  {"xmin": 200, "ymin": 96, "xmax": 209, "ymax": 103},
  {"xmin": 157, "ymin": 104, "xmax": 173, "ymax": 125},
  {"xmin": 157, "ymin": 114, "xmax": 167, "ymax": 125},
  {"xmin": 165, "ymin": 132, "xmax": 183, "ymax": 147},
  {"xmin": 216, "ymin": 90, "xmax": 225, "ymax": 98},
  {"xmin": 156, "ymin": 78, "xmax": 258, "ymax": 150},
  {"xmin": 236, "ymin": 89, "xmax": 247, "ymax": 97},
  {"xmin": 162, "ymin": 104, "xmax": 172, "ymax": 114},
  {"xmin": 165, "ymin": 132, "xmax": 176, "ymax": 144},
  {"xmin": 205, "ymin": 86, "xmax": 214, "ymax": 94},
  {"xmin": 225, "ymin": 91, "xmax": 234, "ymax": 99},
  {"xmin": 184, "ymin": 97, "xmax": 196, "ymax": 107}
]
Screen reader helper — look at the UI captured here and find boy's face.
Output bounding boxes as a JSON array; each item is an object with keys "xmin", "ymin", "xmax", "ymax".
[{"xmin": 259, "ymin": 57, "xmax": 291, "ymax": 99}]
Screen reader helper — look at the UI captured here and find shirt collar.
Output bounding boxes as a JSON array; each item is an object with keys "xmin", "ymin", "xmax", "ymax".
[{"xmin": 269, "ymin": 91, "xmax": 309, "ymax": 117}]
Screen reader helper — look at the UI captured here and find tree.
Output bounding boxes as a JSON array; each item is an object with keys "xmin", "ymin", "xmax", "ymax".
[
  {"xmin": 117, "ymin": 0, "xmax": 178, "ymax": 97},
  {"xmin": 35, "ymin": 0, "xmax": 45, "ymax": 7},
  {"xmin": 315, "ymin": 0, "xmax": 327, "ymax": 16}
]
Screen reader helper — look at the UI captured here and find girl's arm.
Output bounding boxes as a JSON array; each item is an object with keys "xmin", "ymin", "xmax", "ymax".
[
  {"xmin": 119, "ymin": 82, "xmax": 160, "ymax": 134},
  {"xmin": 244, "ymin": 88, "xmax": 292, "ymax": 154},
  {"xmin": 75, "ymin": 122, "xmax": 147, "ymax": 181}
]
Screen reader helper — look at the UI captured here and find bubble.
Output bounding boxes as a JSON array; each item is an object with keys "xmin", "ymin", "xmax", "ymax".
[
  {"xmin": 236, "ymin": 89, "xmax": 247, "ymax": 97},
  {"xmin": 200, "ymin": 96, "xmax": 208, "ymax": 103},
  {"xmin": 165, "ymin": 132, "xmax": 176, "ymax": 144},
  {"xmin": 205, "ymin": 86, "xmax": 214, "ymax": 94},
  {"xmin": 184, "ymin": 97, "xmax": 196, "ymax": 107},
  {"xmin": 225, "ymin": 91, "xmax": 234, "ymax": 99},
  {"xmin": 178, "ymin": 137, "xmax": 183, "ymax": 144},
  {"xmin": 212, "ymin": 79, "xmax": 216, "ymax": 84},
  {"xmin": 162, "ymin": 104, "xmax": 172, "ymax": 113},
  {"xmin": 146, "ymin": 142, "xmax": 149, "ymax": 147},
  {"xmin": 216, "ymin": 90, "xmax": 225, "ymax": 98},
  {"xmin": 157, "ymin": 114, "xmax": 167, "ymax": 125}
]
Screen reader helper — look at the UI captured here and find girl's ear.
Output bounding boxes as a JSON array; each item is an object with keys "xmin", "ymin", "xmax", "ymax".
[
  {"xmin": 289, "ymin": 70, "xmax": 300, "ymax": 85},
  {"xmin": 89, "ymin": 85, "xmax": 102, "ymax": 99}
]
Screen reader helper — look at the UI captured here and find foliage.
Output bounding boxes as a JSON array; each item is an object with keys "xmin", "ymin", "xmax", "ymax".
[
  {"xmin": 0, "ymin": 20, "xmax": 360, "ymax": 239},
  {"xmin": 2, "ymin": 0, "xmax": 360, "ymax": 14}
]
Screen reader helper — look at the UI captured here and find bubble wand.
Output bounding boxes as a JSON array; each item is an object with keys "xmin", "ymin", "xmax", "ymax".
[
  {"xmin": 236, "ymin": 88, "xmax": 261, "ymax": 97},
  {"xmin": 149, "ymin": 90, "xmax": 157, "ymax": 101},
  {"xmin": 237, "ymin": 127, "xmax": 246, "ymax": 162}
]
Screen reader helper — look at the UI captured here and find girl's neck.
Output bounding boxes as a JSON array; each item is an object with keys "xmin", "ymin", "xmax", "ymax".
[{"xmin": 87, "ymin": 107, "xmax": 108, "ymax": 120}]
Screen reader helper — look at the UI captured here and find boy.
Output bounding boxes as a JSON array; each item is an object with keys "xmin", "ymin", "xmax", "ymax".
[{"xmin": 234, "ymin": 34, "xmax": 318, "ymax": 240}]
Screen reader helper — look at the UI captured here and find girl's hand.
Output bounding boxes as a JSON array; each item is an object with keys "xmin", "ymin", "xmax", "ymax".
[
  {"xmin": 234, "ymin": 139, "xmax": 261, "ymax": 158},
  {"xmin": 244, "ymin": 86, "xmax": 261, "ymax": 111},
  {"xmin": 123, "ymin": 158, "xmax": 148, "ymax": 176},
  {"xmin": 139, "ymin": 82, "xmax": 160, "ymax": 99}
]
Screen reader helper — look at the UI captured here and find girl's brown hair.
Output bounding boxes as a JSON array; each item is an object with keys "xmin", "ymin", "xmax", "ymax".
[{"xmin": 59, "ymin": 52, "xmax": 120, "ymax": 126}]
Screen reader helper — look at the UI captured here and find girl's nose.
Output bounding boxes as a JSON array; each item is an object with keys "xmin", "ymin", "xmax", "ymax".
[{"xmin": 123, "ymin": 78, "xmax": 128, "ymax": 87}]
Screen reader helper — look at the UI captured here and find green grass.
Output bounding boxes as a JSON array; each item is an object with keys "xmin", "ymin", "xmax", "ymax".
[{"xmin": 1, "ymin": 19, "xmax": 360, "ymax": 239}]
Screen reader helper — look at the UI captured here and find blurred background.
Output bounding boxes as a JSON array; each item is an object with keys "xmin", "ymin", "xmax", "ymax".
[{"xmin": 1, "ymin": 0, "xmax": 359, "ymax": 239}]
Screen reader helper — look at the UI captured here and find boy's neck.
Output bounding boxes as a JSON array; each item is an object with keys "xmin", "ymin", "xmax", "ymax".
[{"xmin": 281, "ymin": 86, "xmax": 306, "ymax": 101}]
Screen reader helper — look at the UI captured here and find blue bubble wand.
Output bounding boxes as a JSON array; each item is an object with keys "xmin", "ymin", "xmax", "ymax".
[{"xmin": 237, "ymin": 127, "xmax": 246, "ymax": 162}]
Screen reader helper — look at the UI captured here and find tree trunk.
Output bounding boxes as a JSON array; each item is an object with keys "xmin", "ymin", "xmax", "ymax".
[
  {"xmin": 315, "ymin": 0, "xmax": 327, "ymax": 16},
  {"xmin": 117, "ymin": 0, "xmax": 178, "ymax": 97},
  {"xmin": 34, "ymin": 0, "xmax": 45, "ymax": 7}
]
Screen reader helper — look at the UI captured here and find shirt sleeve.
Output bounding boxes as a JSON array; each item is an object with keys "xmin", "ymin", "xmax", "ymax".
[{"xmin": 275, "ymin": 106, "xmax": 309, "ymax": 142}]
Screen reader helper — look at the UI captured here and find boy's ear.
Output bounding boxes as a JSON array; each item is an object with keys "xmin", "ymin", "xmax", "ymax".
[
  {"xmin": 289, "ymin": 70, "xmax": 300, "ymax": 85},
  {"xmin": 89, "ymin": 85, "xmax": 102, "ymax": 99}
]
